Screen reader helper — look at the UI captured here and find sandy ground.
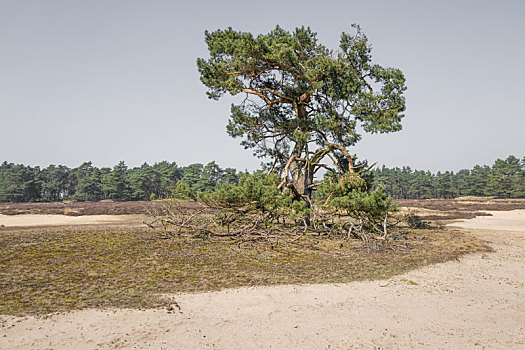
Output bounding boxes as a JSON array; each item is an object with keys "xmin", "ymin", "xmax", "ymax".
[
  {"xmin": 0, "ymin": 214, "xmax": 144, "ymax": 227},
  {"xmin": 1, "ymin": 211, "xmax": 524, "ymax": 349}
]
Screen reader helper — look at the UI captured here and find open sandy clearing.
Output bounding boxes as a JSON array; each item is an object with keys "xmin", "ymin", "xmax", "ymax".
[
  {"xmin": 453, "ymin": 209, "xmax": 525, "ymax": 232},
  {"xmin": 0, "ymin": 214, "xmax": 143, "ymax": 227},
  {"xmin": 1, "ymin": 211, "xmax": 524, "ymax": 349}
]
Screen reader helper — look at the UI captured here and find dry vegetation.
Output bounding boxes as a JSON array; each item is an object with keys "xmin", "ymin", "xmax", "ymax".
[
  {"xmin": 0, "ymin": 200, "xmax": 158, "ymax": 216},
  {"xmin": 4, "ymin": 198, "xmax": 519, "ymax": 317},
  {"xmin": 396, "ymin": 198, "xmax": 525, "ymax": 220},
  {"xmin": 3, "ymin": 197, "xmax": 524, "ymax": 219},
  {"xmin": 0, "ymin": 220, "xmax": 490, "ymax": 316}
]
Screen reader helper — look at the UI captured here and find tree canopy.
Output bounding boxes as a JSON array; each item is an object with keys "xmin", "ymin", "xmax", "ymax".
[
  {"xmin": 197, "ymin": 25, "xmax": 407, "ymax": 203},
  {"xmin": 372, "ymin": 155, "xmax": 525, "ymax": 199},
  {"xmin": 0, "ymin": 161, "xmax": 238, "ymax": 203}
]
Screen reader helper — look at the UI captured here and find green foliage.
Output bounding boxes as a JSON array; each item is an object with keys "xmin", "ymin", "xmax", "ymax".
[
  {"xmin": 316, "ymin": 169, "xmax": 369, "ymax": 200},
  {"xmin": 198, "ymin": 25, "xmax": 406, "ymax": 141},
  {"xmin": 72, "ymin": 163, "xmax": 105, "ymax": 201},
  {"xmin": 127, "ymin": 163, "xmax": 157, "ymax": 200},
  {"xmin": 332, "ymin": 185, "xmax": 396, "ymax": 226},
  {"xmin": 373, "ymin": 155, "xmax": 525, "ymax": 199},
  {"xmin": 101, "ymin": 161, "xmax": 130, "ymax": 200},
  {"xmin": 198, "ymin": 25, "xmax": 407, "ymax": 201},
  {"xmin": 0, "ymin": 162, "xmax": 42, "ymax": 202},
  {"xmin": 0, "ymin": 160, "xmax": 237, "ymax": 203},
  {"xmin": 172, "ymin": 181, "xmax": 196, "ymax": 200},
  {"xmin": 199, "ymin": 172, "xmax": 314, "ymax": 223},
  {"xmin": 287, "ymin": 200, "xmax": 312, "ymax": 222},
  {"xmin": 405, "ymin": 212, "xmax": 430, "ymax": 229},
  {"xmin": 200, "ymin": 172, "xmax": 292, "ymax": 215},
  {"xmin": 486, "ymin": 155, "xmax": 523, "ymax": 198},
  {"xmin": 1, "ymin": 155, "xmax": 524, "ymax": 203},
  {"xmin": 40, "ymin": 165, "xmax": 70, "ymax": 201},
  {"xmin": 319, "ymin": 172, "xmax": 397, "ymax": 234},
  {"xmin": 180, "ymin": 162, "xmax": 239, "ymax": 194}
]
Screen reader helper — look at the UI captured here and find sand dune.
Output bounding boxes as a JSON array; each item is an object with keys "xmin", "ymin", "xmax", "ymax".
[
  {"xmin": 1, "ymin": 210, "xmax": 524, "ymax": 349},
  {"xmin": 0, "ymin": 214, "xmax": 142, "ymax": 227}
]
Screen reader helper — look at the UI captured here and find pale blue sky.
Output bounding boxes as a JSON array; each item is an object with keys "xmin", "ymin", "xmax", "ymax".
[{"xmin": 1, "ymin": 0, "xmax": 524, "ymax": 172}]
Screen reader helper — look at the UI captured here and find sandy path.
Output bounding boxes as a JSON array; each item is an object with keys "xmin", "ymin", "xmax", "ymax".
[
  {"xmin": 1, "ymin": 211, "xmax": 524, "ymax": 349},
  {"xmin": 0, "ymin": 214, "xmax": 143, "ymax": 227}
]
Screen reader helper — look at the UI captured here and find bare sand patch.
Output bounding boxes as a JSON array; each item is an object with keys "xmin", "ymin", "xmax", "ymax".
[
  {"xmin": 1, "ymin": 210, "xmax": 524, "ymax": 349},
  {"xmin": 452, "ymin": 209, "xmax": 525, "ymax": 232},
  {"xmin": 0, "ymin": 214, "xmax": 143, "ymax": 227}
]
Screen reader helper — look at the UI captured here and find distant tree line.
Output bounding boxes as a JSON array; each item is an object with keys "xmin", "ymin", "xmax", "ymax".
[
  {"xmin": 1, "ymin": 155, "xmax": 524, "ymax": 202},
  {"xmin": 372, "ymin": 155, "xmax": 525, "ymax": 199},
  {"xmin": 0, "ymin": 161, "xmax": 238, "ymax": 202}
]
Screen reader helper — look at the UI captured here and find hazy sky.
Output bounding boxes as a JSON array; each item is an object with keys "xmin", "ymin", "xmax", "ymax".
[{"xmin": 1, "ymin": 0, "xmax": 524, "ymax": 172}]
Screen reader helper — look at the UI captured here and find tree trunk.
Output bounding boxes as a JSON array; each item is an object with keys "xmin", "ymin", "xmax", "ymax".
[
  {"xmin": 287, "ymin": 152, "xmax": 315, "ymax": 226},
  {"xmin": 287, "ymin": 101, "xmax": 315, "ymax": 224}
]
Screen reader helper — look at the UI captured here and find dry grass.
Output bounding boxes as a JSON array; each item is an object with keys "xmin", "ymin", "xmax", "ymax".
[
  {"xmin": 0, "ymin": 200, "xmax": 160, "ymax": 216},
  {"xmin": 0, "ymin": 224, "xmax": 490, "ymax": 316},
  {"xmin": 3, "ymin": 198, "xmax": 524, "ymax": 220},
  {"xmin": 396, "ymin": 198, "xmax": 525, "ymax": 220}
]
